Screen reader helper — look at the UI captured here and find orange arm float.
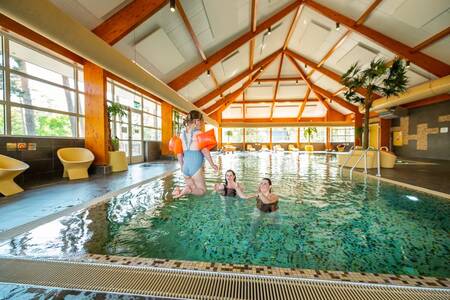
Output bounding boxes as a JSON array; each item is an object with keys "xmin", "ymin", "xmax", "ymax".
[
  {"xmin": 197, "ymin": 129, "xmax": 217, "ymax": 150},
  {"xmin": 169, "ymin": 136, "xmax": 183, "ymax": 155}
]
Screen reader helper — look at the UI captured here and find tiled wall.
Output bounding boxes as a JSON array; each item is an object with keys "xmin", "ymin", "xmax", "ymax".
[
  {"xmin": 392, "ymin": 101, "xmax": 450, "ymax": 160},
  {"xmin": 0, "ymin": 137, "xmax": 85, "ymax": 187}
]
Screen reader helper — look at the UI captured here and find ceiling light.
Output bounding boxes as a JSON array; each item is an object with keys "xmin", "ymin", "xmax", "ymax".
[
  {"xmin": 170, "ymin": 0, "xmax": 176, "ymax": 12},
  {"xmin": 258, "ymin": 81, "xmax": 261, "ymax": 85},
  {"xmin": 304, "ymin": 64, "xmax": 307, "ymax": 69},
  {"xmin": 296, "ymin": 79, "xmax": 299, "ymax": 84},
  {"xmin": 335, "ymin": 22, "xmax": 340, "ymax": 31},
  {"xmin": 406, "ymin": 60, "xmax": 411, "ymax": 68},
  {"xmin": 207, "ymin": 70, "xmax": 211, "ymax": 77},
  {"xmin": 268, "ymin": 27, "xmax": 272, "ymax": 35}
]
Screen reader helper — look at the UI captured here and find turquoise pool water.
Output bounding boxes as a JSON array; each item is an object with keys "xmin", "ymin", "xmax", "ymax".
[{"xmin": 1, "ymin": 153, "xmax": 449, "ymax": 278}]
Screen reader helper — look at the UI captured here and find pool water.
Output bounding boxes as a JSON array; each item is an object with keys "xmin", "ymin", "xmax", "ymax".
[{"xmin": 1, "ymin": 153, "xmax": 449, "ymax": 278}]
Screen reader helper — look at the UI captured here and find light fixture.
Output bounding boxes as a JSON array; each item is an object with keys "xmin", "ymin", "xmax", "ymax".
[
  {"xmin": 405, "ymin": 60, "xmax": 410, "ymax": 68},
  {"xmin": 296, "ymin": 79, "xmax": 299, "ymax": 84},
  {"xmin": 304, "ymin": 64, "xmax": 307, "ymax": 69},
  {"xmin": 258, "ymin": 81, "xmax": 261, "ymax": 85},
  {"xmin": 335, "ymin": 22, "xmax": 340, "ymax": 31},
  {"xmin": 170, "ymin": 0, "xmax": 176, "ymax": 12},
  {"xmin": 207, "ymin": 69, "xmax": 211, "ymax": 77},
  {"xmin": 268, "ymin": 27, "xmax": 272, "ymax": 35}
]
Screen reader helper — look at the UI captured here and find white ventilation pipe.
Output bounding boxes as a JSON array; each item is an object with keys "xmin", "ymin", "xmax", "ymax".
[
  {"xmin": 361, "ymin": 75, "xmax": 450, "ymax": 113},
  {"xmin": 0, "ymin": 0, "xmax": 218, "ymax": 126}
]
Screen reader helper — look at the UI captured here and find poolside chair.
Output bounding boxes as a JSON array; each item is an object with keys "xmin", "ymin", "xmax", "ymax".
[
  {"xmin": 336, "ymin": 144, "xmax": 346, "ymax": 152},
  {"xmin": 222, "ymin": 144, "xmax": 236, "ymax": 153},
  {"xmin": 304, "ymin": 144, "xmax": 314, "ymax": 151},
  {"xmin": 260, "ymin": 145, "xmax": 269, "ymax": 151},
  {"xmin": 57, "ymin": 147, "xmax": 94, "ymax": 180},
  {"xmin": 273, "ymin": 144, "xmax": 284, "ymax": 152},
  {"xmin": 246, "ymin": 144, "xmax": 256, "ymax": 152},
  {"xmin": 379, "ymin": 146, "xmax": 397, "ymax": 168},
  {"xmin": 288, "ymin": 144, "xmax": 299, "ymax": 151},
  {"xmin": 0, "ymin": 154, "xmax": 29, "ymax": 196}
]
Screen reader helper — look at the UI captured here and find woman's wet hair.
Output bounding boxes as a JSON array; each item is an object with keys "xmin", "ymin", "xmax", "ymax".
[
  {"xmin": 261, "ymin": 177, "xmax": 272, "ymax": 192},
  {"xmin": 184, "ymin": 110, "xmax": 203, "ymax": 126}
]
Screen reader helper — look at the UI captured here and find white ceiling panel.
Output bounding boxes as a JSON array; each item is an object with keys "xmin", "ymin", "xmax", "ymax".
[
  {"xmin": 179, "ymin": 79, "xmax": 208, "ymax": 102},
  {"xmin": 246, "ymin": 85, "xmax": 274, "ymax": 99},
  {"xmin": 257, "ymin": 0, "xmax": 292, "ymax": 22},
  {"xmin": 313, "ymin": 0, "xmax": 371, "ymax": 21},
  {"xmin": 329, "ymin": 101, "xmax": 352, "ymax": 115},
  {"xmin": 336, "ymin": 43, "xmax": 379, "ymax": 71},
  {"xmin": 135, "ymin": 28, "xmax": 186, "ymax": 74},
  {"xmin": 272, "ymin": 103, "xmax": 300, "ymax": 118},
  {"xmin": 406, "ymin": 67, "xmax": 433, "ymax": 88},
  {"xmin": 313, "ymin": 75, "xmax": 343, "ymax": 94},
  {"xmin": 422, "ymin": 36, "xmax": 450, "ymax": 65},
  {"xmin": 222, "ymin": 104, "xmax": 243, "ymax": 119},
  {"xmin": 299, "ymin": 20, "xmax": 332, "ymax": 57},
  {"xmin": 277, "ymin": 84, "xmax": 308, "ymax": 99},
  {"xmin": 221, "ymin": 50, "xmax": 245, "ymax": 78},
  {"xmin": 259, "ymin": 56, "xmax": 282, "ymax": 78},
  {"xmin": 245, "ymin": 103, "xmax": 272, "ymax": 118},
  {"xmin": 50, "ymin": 0, "xmax": 102, "ymax": 29},
  {"xmin": 394, "ymin": 0, "xmax": 449, "ymax": 29},
  {"xmin": 302, "ymin": 102, "xmax": 327, "ymax": 117},
  {"xmin": 76, "ymin": 0, "xmax": 128, "ymax": 19}
]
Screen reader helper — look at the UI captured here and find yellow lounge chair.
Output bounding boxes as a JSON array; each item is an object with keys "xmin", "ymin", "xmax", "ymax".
[
  {"xmin": 273, "ymin": 144, "xmax": 284, "ymax": 152},
  {"xmin": 288, "ymin": 144, "xmax": 299, "ymax": 151},
  {"xmin": 260, "ymin": 145, "xmax": 269, "ymax": 151},
  {"xmin": 57, "ymin": 147, "xmax": 94, "ymax": 180},
  {"xmin": 336, "ymin": 144, "xmax": 346, "ymax": 152},
  {"xmin": 304, "ymin": 144, "xmax": 314, "ymax": 151},
  {"xmin": 246, "ymin": 144, "xmax": 256, "ymax": 151},
  {"xmin": 222, "ymin": 145, "xmax": 236, "ymax": 153},
  {"xmin": 0, "ymin": 154, "xmax": 29, "ymax": 196}
]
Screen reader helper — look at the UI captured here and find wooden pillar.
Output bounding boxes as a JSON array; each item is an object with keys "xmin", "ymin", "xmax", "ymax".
[
  {"xmin": 269, "ymin": 128, "xmax": 272, "ymax": 149},
  {"xmin": 84, "ymin": 62, "xmax": 108, "ymax": 166},
  {"xmin": 379, "ymin": 118, "xmax": 391, "ymax": 149},
  {"xmin": 161, "ymin": 102, "xmax": 173, "ymax": 156},
  {"xmin": 243, "ymin": 128, "xmax": 246, "ymax": 151},
  {"xmin": 297, "ymin": 127, "xmax": 300, "ymax": 148},
  {"xmin": 218, "ymin": 127, "xmax": 222, "ymax": 149},
  {"xmin": 354, "ymin": 113, "xmax": 363, "ymax": 146},
  {"xmin": 326, "ymin": 127, "xmax": 331, "ymax": 150}
]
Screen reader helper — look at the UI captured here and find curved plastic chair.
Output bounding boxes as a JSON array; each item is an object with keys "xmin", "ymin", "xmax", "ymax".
[
  {"xmin": 0, "ymin": 154, "xmax": 29, "ymax": 196},
  {"xmin": 57, "ymin": 148, "xmax": 94, "ymax": 180},
  {"xmin": 336, "ymin": 144, "xmax": 346, "ymax": 152},
  {"xmin": 379, "ymin": 146, "xmax": 397, "ymax": 168}
]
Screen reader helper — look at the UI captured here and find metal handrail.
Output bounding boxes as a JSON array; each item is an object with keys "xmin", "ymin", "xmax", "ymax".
[
  {"xmin": 350, "ymin": 148, "xmax": 370, "ymax": 178},
  {"xmin": 339, "ymin": 149, "xmax": 355, "ymax": 175},
  {"xmin": 340, "ymin": 147, "xmax": 382, "ymax": 178}
]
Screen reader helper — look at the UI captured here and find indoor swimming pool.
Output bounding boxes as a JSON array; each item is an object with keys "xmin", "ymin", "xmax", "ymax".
[{"xmin": 0, "ymin": 153, "xmax": 448, "ymax": 278}]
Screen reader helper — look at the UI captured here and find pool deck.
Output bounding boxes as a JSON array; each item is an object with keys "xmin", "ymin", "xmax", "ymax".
[{"xmin": 0, "ymin": 161, "xmax": 178, "ymax": 240}]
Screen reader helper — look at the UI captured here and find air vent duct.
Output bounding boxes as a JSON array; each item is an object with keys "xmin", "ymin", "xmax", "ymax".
[{"xmin": 378, "ymin": 106, "xmax": 408, "ymax": 119}]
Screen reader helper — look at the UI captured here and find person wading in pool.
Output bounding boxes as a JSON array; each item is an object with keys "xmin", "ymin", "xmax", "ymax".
[
  {"xmin": 214, "ymin": 169, "xmax": 244, "ymax": 197},
  {"xmin": 234, "ymin": 178, "xmax": 279, "ymax": 213},
  {"xmin": 172, "ymin": 110, "xmax": 218, "ymax": 198}
]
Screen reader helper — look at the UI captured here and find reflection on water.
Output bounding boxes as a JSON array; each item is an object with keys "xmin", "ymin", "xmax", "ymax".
[{"xmin": 1, "ymin": 153, "xmax": 449, "ymax": 278}]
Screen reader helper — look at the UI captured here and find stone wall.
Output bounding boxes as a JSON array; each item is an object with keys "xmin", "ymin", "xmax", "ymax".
[{"xmin": 391, "ymin": 101, "xmax": 450, "ymax": 160}]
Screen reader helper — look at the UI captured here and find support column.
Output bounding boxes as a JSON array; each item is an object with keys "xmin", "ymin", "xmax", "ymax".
[
  {"xmin": 379, "ymin": 118, "xmax": 391, "ymax": 149},
  {"xmin": 161, "ymin": 102, "xmax": 173, "ymax": 156},
  {"xmin": 269, "ymin": 128, "xmax": 272, "ymax": 149},
  {"xmin": 84, "ymin": 62, "xmax": 108, "ymax": 166},
  {"xmin": 354, "ymin": 113, "xmax": 363, "ymax": 146},
  {"xmin": 326, "ymin": 127, "xmax": 331, "ymax": 150},
  {"xmin": 297, "ymin": 128, "xmax": 300, "ymax": 149},
  {"xmin": 218, "ymin": 127, "xmax": 222, "ymax": 149}
]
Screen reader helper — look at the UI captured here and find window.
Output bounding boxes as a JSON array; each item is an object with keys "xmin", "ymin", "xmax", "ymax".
[
  {"xmin": 299, "ymin": 127, "xmax": 326, "ymax": 143},
  {"xmin": 173, "ymin": 109, "xmax": 186, "ymax": 136},
  {"xmin": 272, "ymin": 127, "xmax": 297, "ymax": 143},
  {"xmin": 222, "ymin": 128, "xmax": 243, "ymax": 143},
  {"xmin": 245, "ymin": 128, "xmax": 270, "ymax": 143},
  {"xmin": 1, "ymin": 33, "xmax": 84, "ymax": 137},
  {"xmin": 107, "ymin": 79, "xmax": 161, "ymax": 159},
  {"xmin": 331, "ymin": 127, "xmax": 354, "ymax": 143}
]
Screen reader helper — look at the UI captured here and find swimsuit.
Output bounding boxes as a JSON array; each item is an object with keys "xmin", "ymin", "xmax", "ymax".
[
  {"xmin": 182, "ymin": 129, "xmax": 204, "ymax": 177},
  {"xmin": 256, "ymin": 196, "xmax": 278, "ymax": 213},
  {"xmin": 222, "ymin": 186, "xmax": 237, "ymax": 197}
]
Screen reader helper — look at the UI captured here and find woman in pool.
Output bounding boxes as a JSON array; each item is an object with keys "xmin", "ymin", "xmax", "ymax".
[
  {"xmin": 235, "ymin": 178, "xmax": 279, "ymax": 212},
  {"xmin": 214, "ymin": 169, "xmax": 244, "ymax": 197},
  {"xmin": 172, "ymin": 110, "xmax": 218, "ymax": 198}
]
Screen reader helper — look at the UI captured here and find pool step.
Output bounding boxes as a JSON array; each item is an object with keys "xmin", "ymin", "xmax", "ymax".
[{"xmin": 0, "ymin": 258, "xmax": 448, "ymax": 300}]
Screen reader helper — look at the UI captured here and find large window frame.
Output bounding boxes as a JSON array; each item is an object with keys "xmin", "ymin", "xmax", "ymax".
[
  {"xmin": 299, "ymin": 127, "xmax": 326, "ymax": 143},
  {"xmin": 330, "ymin": 127, "xmax": 355, "ymax": 143},
  {"xmin": 0, "ymin": 32, "xmax": 84, "ymax": 138}
]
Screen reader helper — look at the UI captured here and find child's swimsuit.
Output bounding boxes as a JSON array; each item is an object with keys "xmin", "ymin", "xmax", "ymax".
[{"xmin": 182, "ymin": 129, "xmax": 204, "ymax": 177}]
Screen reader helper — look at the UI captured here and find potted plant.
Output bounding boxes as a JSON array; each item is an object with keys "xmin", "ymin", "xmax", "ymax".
[
  {"xmin": 225, "ymin": 130, "xmax": 233, "ymax": 144},
  {"xmin": 107, "ymin": 102, "xmax": 128, "ymax": 172},
  {"xmin": 341, "ymin": 58, "xmax": 408, "ymax": 149},
  {"xmin": 303, "ymin": 127, "xmax": 317, "ymax": 151}
]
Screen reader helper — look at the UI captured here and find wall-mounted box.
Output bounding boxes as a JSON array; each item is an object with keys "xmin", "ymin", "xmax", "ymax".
[{"xmin": 6, "ymin": 143, "xmax": 17, "ymax": 151}]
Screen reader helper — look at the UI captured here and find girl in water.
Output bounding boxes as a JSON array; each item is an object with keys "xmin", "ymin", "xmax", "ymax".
[
  {"xmin": 214, "ymin": 169, "xmax": 244, "ymax": 197},
  {"xmin": 172, "ymin": 110, "xmax": 218, "ymax": 198},
  {"xmin": 234, "ymin": 178, "xmax": 279, "ymax": 212}
]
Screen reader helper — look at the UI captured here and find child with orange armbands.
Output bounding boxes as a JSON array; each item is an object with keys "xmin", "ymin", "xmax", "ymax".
[{"xmin": 169, "ymin": 110, "xmax": 218, "ymax": 198}]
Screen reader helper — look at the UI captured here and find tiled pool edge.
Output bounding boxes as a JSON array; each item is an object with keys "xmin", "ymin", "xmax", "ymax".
[
  {"xmin": 0, "ymin": 166, "xmax": 179, "ymax": 242},
  {"xmin": 82, "ymin": 254, "xmax": 450, "ymax": 289},
  {"xmin": 350, "ymin": 169, "xmax": 450, "ymax": 200}
]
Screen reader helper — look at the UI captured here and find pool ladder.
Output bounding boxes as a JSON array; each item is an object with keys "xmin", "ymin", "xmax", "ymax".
[{"xmin": 339, "ymin": 147, "xmax": 381, "ymax": 178}]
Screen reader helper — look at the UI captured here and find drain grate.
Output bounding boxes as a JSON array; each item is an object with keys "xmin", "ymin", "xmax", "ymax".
[{"xmin": 0, "ymin": 258, "xmax": 448, "ymax": 300}]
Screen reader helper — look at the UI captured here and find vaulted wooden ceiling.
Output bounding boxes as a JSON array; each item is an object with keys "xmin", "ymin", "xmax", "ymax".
[{"xmin": 52, "ymin": 0, "xmax": 450, "ymax": 123}]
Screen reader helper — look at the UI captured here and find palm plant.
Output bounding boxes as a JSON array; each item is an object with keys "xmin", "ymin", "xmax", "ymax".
[
  {"xmin": 225, "ymin": 130, "xmax": 233, "ymax": 144},
  {"xmin": 341, "ymin": 58, "xmax": 408, "ymax": 149},
  {"xmin": 107, "ymin": 102, "xmax": 127, "ymax": 151},
  {"xmin": 304, "ymin": 127, "xmax": 317, "ymax": 144}
]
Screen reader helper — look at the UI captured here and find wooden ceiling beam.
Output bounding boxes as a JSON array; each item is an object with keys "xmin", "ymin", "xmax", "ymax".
[
  {"xmin": 285, "ymin": 49, "xmax": 380, "ymax": 98},
  {"xmin": 168, "ymin": 0, "xmax": 301, "ymax": 90},
  {"xmin": 287, "ymin": 53, "xmax": 358, "ymax": 113},
  {"xmin": 249, "ymin": 0, "xmax": 258, "ymax": 72},
  {"xmin": 270, "ymin": 53, "xmax": 285, "ymax": 118},
  {"xmin": 304, "ymin": 0, "xmax": 450, "ymax": 77},
  {"xmin": 92, "ymin": 0, "xmax": 168, "ymax": 45},
  {"xmin": 258, "ymin": 77, "xmax": 303, "ymax": 82},
  {"xmin": 412, "ymin": 27, "xmax": 450, "ymax": 53},
  {"xmin": 194, "ymin": 49, "xmax": 282, "ymax": 107},
  {"xmin": 283, "ymin": 4, "xmax": 304, "ymax": 50},
  {"xmin": 235, "ymin": 99, "xmax": 319, "ymax": 104},
  {"xmin": 297, "ymin": 88, "xmax": 311, "ymax": 120}
]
